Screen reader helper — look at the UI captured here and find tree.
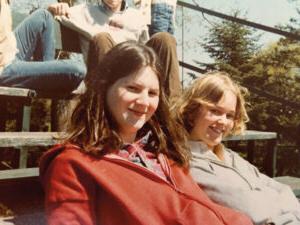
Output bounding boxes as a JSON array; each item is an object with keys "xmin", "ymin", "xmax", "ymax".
[
  {"xmin": 244, "ymin": 41, "xmax": 300, "ymax": 138},
  {"xmin": 199, "ymin": 10, "xmax": 300, "ymax": 176},
  {"xmin": 201, "ymin": 11, "xmax": 259, "ymax": 75}
]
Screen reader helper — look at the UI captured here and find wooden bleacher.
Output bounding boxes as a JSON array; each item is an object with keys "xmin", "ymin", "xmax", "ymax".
[
  {"xmin": 0, "ymin": 15, "xmax": 299, "ymax": 198},
  {"xmin": 0, "ymin": 86, "xmax": 62, "ymax": 180},
  {"xmin": 224, "ymin": 130, "xmax": 277, "ymax": 177},
  {"xmin": 0, "ymin": 132, "xmax": 59, "ymax": 179}
]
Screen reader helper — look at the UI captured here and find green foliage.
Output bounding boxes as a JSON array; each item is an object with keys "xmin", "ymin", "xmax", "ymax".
[
  {"xmin": 202, "ymin": 11, "xmax": 259, "ymax": 70},
  {"xmin": 244, "ymin": 41, "xmax": 300, "ymax": 143}
]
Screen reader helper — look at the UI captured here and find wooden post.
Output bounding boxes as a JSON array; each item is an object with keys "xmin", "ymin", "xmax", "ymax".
[
  {"xmin": 264, "ymin": 139, "xmax": 277, "ymax": 177},
  {"xmin": 246, "ymin": 140, "xmax": 255, "ymax": 163}
]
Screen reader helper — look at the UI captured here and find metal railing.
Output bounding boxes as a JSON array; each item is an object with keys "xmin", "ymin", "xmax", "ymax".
[{"xmin": 176, "ymin": 1, "xmax": 300, "ymax": 110}]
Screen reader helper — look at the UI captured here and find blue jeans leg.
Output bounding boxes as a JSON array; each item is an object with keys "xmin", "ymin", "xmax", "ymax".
[
  {"xmin": 14, "ymin": 9, "xmax": 55, "ymax": 61},
  {"xmin": 0, "ymin": 9, "xmax": 86, "ymax": 93},
  {"xmin": 149, "ymin": 3, "xmax": 174, "ymax": 36},
  {"xmin": 0, "ymin": 59, "xmax": 86, "ymax": 93}
]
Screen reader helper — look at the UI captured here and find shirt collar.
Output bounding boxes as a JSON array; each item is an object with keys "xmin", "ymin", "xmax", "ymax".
[
  {"xmin": 121, "ymin": 131, "xmax": 152, "ymax": 154},
  {"xmin": 188, "ymin": 140, "xmax": 221, "ymax": 161}
]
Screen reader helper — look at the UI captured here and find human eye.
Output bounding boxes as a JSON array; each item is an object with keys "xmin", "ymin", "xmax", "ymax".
[
  {"xmin": 209, "ymin": 108, "xmax": 221, "ymax": 115},
  {"xmin": 148, "ymin": 89, "xmax": 159, "ymax": 97},
  {"xmin": 126, "ymin": 85, "xmax": 140, "ymax": 93},
  {"xmin": 226, "ymin": 113, "xmax": 236, "ymax": 120}
]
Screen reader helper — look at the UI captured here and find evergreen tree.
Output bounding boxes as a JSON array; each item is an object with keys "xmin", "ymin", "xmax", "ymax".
[{"xmin": 201, "ymin": 12, "xmax": 259, "ymax": 75}]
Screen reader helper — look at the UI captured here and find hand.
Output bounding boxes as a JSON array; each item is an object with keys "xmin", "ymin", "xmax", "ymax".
[
  {"xmin": 108, "ymin": 19, "xmax": 124, "ymax": 29},
  {"xmin": 48, "ymin": 3, "xmax": 70, "ymax": 17}
]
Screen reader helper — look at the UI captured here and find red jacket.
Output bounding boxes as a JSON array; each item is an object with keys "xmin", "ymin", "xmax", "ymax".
[{"xmin": 40, "ymin": 144, "xmax": 253, "ymax": 225}]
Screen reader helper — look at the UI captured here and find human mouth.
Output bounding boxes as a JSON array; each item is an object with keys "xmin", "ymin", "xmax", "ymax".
[
  {"xmin": 128, "ymin": 108, "xmax": 147, "ymax": 117},
  {"xmin": 209, "ymin": 125, "xmax": 224, "ymax": 135}
]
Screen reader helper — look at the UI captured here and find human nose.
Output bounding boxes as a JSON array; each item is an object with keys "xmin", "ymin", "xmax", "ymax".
[
  {"xmin": 135, "ymin": 91, "xmax": 150, "ymax": 106},
  {"xmin": 217, "ymin": 114, "xmax": 228, "ymax": 124}
]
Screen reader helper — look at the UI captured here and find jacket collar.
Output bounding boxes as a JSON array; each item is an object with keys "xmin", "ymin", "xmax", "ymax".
[
  {"xmin": 188, "ymin": 141, "xmax": 235, "ymax": 166},
  {"xmin": 188, "ymin": 141, "xmax": 216, "ymax": 159}
]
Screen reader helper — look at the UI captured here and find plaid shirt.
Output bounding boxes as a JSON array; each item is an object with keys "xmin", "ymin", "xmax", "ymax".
[{"xmin": 116, "ymin": 134, "xmax": 168, "ymax": 182}]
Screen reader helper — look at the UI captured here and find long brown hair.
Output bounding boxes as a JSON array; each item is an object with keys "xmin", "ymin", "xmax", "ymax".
[{"xmin": 65, "ymin": 41, "xmax": 190, "ymax": 166}]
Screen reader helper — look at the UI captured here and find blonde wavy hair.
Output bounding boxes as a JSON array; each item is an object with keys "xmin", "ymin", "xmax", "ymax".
[{"xmin": 172, "ymin": 71, "xmax": 249, "ymax": 137}]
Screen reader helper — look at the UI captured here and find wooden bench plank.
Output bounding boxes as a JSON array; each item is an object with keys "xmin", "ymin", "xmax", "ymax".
[
  {"xmin": 0, "ymin": 86, "xmax": 36, "ymax": 98},
  {"xmin": 0, "ymin": 168, "xmax": 39, "ymax": 179},
  {"xmin": 0, "ymin": 132, "xmax": 60, "ymax": 147},
  {"xmin": 224, "ymin": 130, "xmax": 278, "ymax": 177},
  {"xmin": 224, "ymin": 130, "xmax": 277, "ymax": 141},
  {"xmin": 0, "ymin": 87, "xmax": 36, "ymax": 131}
]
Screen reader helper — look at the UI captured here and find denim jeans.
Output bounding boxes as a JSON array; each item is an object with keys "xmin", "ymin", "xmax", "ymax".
[
  {"xmin": 0, "ymin": 9, "xmax": 86, "ymax": 94},
  {"xmin": 149, "ymin": 3, "xmax": 175, "ymax": 36}
]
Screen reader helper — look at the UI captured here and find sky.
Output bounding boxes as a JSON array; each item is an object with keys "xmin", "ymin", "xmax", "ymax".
[
  {"xmin": 175, "ymin": 0, "xmax": 299, "ymax": 80},
  {"xmin": 194, "ymin": 0, "xmax": 298, "ymax": 43}
]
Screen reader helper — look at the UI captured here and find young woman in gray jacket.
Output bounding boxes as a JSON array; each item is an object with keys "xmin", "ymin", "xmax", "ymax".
[{"xmin": 172, "ymin": 71, "xmax": 300, "ymax": 225}]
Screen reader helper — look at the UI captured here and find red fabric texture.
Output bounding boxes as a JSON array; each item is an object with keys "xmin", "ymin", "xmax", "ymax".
[{"xmin": 40, "ymin": 144, "xmax": 253, "ymax": 225}]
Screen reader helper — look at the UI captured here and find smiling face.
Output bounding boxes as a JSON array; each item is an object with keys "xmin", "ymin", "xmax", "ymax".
[
  {"xmin": 102, "ymin": 0, "xmax": 123, "ymax": 12},
  {"xmin": 190, "ymin": 91, "xmax": 237, "ymax": 149},
  {"xmin": 106, "ymin": 66, "xmax": 160, "ymax": 143}
]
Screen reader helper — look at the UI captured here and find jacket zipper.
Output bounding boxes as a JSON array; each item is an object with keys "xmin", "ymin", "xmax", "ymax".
[
  {"xmin": 103, "ymin": 154, "xmax": 178, "ymax": 189},
  {"xmin": 103, "ymin": 154, "xmax": 228, "ymax": 224}
]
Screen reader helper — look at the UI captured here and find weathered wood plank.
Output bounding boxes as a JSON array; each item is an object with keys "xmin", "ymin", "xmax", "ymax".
[
  {"xmin": 224, "ymin": 130, "xmax": 277, "ymax": 141},
  {"xmin": 224, "ymin": 130, "xmax": 278, "ymax": 177},
  {"xmin": 0, "ymin": 86, "xmax": 36, "ymax": 98},
  {"xmin": 0, "ymin": 132, "xmax": 60, "ymax": 147},
  {"xmin": 0, "ymin": 168, "xmax": 39, "ymax": 179}
]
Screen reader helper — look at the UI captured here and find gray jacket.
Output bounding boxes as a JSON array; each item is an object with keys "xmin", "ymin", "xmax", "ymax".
[{"xmin": 189, "ymin": 141, "xmax": 300, "ymax": 225}]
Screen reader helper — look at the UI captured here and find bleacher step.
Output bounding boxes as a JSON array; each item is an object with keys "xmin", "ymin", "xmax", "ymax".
[
  {"xmin": 0, "ymin": 132, "xmax": 60, "ymax": 147},
  {"xmin": 0, "ymin": 168, "xmax": 38, "ymax": 179}
]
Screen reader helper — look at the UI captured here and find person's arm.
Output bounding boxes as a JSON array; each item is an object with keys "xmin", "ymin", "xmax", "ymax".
[
  {"xmin": 43, "ymin": 153, "xmax": 97, "ymax": 225},
  {"xmin": 190, "ymin": 156, "xmax": 281, "ymax": 225},
  {"xmin": 256, "ymin": 172, "xmax": 300, "ymax": 222}
]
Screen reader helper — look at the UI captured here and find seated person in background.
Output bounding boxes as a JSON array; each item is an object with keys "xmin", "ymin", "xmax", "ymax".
[
  {"xmin": 0, "ymin": 0, "xmax": 85, "ymax": 94},
  {"xmin": 48, "ymin": 0, "xmax": 181, "ymax": 99},
  {"xmin": 39, "ymin": 42, "xmax": 253, "ymax": 225},
  {"xmin": 172, "ymin": 71, "xmax": 300, "ymax": 225},
  {"xmin": 133, "ymin": 0, "xmax": 177, "ymax": 36}
]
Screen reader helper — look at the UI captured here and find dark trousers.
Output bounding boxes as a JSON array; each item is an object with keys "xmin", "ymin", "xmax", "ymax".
[{"xmin": 87, "ymin": 32, "xmax": 181, "ymax": 99}]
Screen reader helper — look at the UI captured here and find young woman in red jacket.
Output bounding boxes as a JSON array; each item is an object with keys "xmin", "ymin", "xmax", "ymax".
[{"xmin": 40, "ymin": 41, "xmax": 253, "ymax": 225}]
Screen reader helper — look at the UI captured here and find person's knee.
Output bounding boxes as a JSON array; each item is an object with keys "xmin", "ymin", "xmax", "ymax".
[
  {"xmin": 29, "ymin": 9, "xmax": 54, "ymax": 29},
  {"xmin": 150, "ymin": 32, "xmax": 176, "ymax": 46},
  {"xmin": 67, "ymin": 60, "xmax": 86, "ymax": 79},
  {"xmin": 91, "ymin": 32, "xmax": 113, "ymax": 46},
  {"xmin": 32, "ymin": 8, "xmax": 53, "ymax": 21},
  {"xmin": 75, "ymin": 63, "xmax": 87, "ymax": 79}
]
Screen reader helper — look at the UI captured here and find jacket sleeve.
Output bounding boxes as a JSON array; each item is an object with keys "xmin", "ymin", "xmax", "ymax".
[
  {"xmin": 42, "ymin": 152, "xmax": 97, "ymax": 225},
  {"xmin": 237, "ymin": 153, "xmax": 300, "ymax": 222},
  {"xmin": 191, "ymin": 155, "xmax": 281, "ymax": 225},
  {"xmin": 256, "ymin": 172, "xmax": 300, "ymax": 222}
]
